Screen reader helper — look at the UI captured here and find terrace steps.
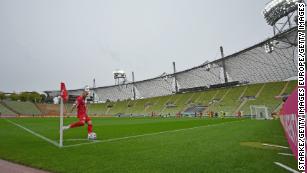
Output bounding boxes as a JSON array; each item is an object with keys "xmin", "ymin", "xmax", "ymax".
[
  {"xmin": 235, "ymin": 84, "xmax": 265, "ymax": 114},
  {"xmin": 278, "ymin": 81, "xmax": 289, "ymax": 96},
  {"xmin": 0, "ymin": 101, "xmax": 20, "ymax": 115}
]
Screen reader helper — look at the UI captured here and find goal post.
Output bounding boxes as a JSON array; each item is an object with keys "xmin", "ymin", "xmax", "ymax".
[{"xmin": 250, "ymin": 105, "xmax": 270, "ymax": 120}]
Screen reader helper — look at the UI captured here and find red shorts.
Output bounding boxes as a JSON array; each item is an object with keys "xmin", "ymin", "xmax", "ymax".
[{"xmin": 77, "ymin": 114, "xmax": 91, "ymax": 123}]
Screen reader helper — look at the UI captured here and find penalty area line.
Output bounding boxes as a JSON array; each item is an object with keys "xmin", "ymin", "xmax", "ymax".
[
  {"xmin": 63, "ymin": 119, "xmax": 245, "ymax": 148},
  {"xmin": 4, "ymin": 118, "xmax": 59, "ymax": 147}
]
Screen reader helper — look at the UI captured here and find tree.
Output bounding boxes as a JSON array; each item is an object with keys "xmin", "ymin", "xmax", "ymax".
[
  {"xmin": 0, "ymin": 92, "xmax": 5, "ymax": 100},
  {"xmin": 29, "ymin": 92, "xmax": 42, "ymax": 102},
  {"xmin": 10, "ymin": 93, "xmax": 20, "ymax": 101},
  {"xmin": 7, "ymin": 92, "xmax": 45, "ymax": 102},
  {"xmin": 19, "ymin": 92, "xmax": 29, "ymax": 102},
  {"xmin": 40, "ymin": 94, "xmax": 47, "ymax": 103}
]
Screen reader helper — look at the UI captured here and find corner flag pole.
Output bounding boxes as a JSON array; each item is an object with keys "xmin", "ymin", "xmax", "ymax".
[
  {"xmin": 59, "ymin": 97, "xmax": 64, "ymax": 147},
  {"xmin": 59, "ymin": 82, "xmax": 67, "ymax": 148}
]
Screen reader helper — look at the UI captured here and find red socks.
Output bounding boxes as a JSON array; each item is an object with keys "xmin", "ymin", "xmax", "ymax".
[{"xmin": 88, "ymin": 124, "xmax": 93, "ymax": 134}]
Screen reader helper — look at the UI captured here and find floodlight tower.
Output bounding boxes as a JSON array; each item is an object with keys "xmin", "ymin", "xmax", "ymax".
[
  {"xmin": 262, "ymin": 0, "xmax": 304, "ymax": 35},
  {"xmin": 220, "ymin": 46, "xmax": 228, "ymax": 83},
  {"xmin": 113, "ymin": 70, "xmax": 127, "ymax": 85},
  {"xmin": 173, "ymin": 62, "xmax": 179, "ymax": 93},
  {"xmin": 132, "ymin": 71, "xmax": 136, "ymax": 100},
  {"xmin": 92, "ymin": 78, "xmax": 96, "ymax": 102}
]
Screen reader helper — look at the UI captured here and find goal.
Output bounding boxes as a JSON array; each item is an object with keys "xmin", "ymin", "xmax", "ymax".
[{"xmin": 250, "ymin": 105, "xmax": 270, "ymax": 120}]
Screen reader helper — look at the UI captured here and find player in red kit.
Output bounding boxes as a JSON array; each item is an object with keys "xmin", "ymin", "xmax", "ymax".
[{"xmin": 62, "ymin": 87, "xmax": 95, "ymax": 140}]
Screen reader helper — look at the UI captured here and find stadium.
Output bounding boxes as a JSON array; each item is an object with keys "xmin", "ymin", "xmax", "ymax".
[{"xmin": 0, "ymin": 0, "xmax": 306, "ymax": 173}]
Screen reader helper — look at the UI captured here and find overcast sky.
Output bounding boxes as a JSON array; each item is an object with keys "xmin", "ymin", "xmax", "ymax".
[{"xmin": 0, "ymin": 0, "xmax": 273, "ymax": 92}]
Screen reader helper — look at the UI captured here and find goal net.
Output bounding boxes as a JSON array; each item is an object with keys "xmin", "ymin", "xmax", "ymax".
[{"xmin": 250, "ymin": 105, "xmax": 270, "ymax": 120}]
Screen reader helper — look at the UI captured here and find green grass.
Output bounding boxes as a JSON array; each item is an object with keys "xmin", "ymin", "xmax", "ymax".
[{"xmin": 0, "ymin": 117, "xmax": 297, "ymax": 173}]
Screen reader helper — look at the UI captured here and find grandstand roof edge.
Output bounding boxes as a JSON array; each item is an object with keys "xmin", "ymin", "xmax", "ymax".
[{"xmin": 44, "ymin": 26, "xmax": 298, "ymax": 94}]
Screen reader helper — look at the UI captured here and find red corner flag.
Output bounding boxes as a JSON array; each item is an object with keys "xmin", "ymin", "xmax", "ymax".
[{"xmin": 60, "ymin": 82, "xmax": 68, "ymax": 102}]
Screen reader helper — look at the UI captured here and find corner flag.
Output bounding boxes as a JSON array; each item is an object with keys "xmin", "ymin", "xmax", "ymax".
[{"xmin": 60, "ymin": 82, "xmax": 68, "ymax": 102}]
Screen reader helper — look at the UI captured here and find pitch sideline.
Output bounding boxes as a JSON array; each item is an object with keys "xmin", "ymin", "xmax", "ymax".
[
  {"xmin": 4, "ymin": 119, "xmax": 60, "ymax": 147},
  {"xmin": 274, "ymin": 162, "xmax": 299, "ymax": 173}
]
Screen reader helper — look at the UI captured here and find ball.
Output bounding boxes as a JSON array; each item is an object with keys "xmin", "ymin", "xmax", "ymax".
[{"xmin": 88, "ymin": 132, "xmax": 97, "ymax": 140}]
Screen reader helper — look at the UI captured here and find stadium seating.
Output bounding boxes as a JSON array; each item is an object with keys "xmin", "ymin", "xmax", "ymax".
[
  {"xmin": 0, "ymin": 103, "xmax": 17, "ymax": 116},
  {"xmin": 87, "ymin": 103, "xmax": 108, "ymax": 115},
  {"xmin": 36, "ymin": 104, "xmax": 60, "ymax": 115},
  {"xmin": 146, "ymin": 95, "xmax": 171, "ymax": 115},
  {"xmin": 163, "ymin": 93, "xmax": 194, "ymax": 115},
  {"xmin": 197, "ymin": 89, "xmax": 218, "ymax": 106},
  {"xmin": 182, "ymin": 106, "xmax": 206, "ymax": 116},
  {"xmin": 30, "ymin": 80, "xmax": 297, "ymax": 117},
  {"xmin": 240, "ymin": 81, "xmax": 286, "ymax": 115},
  {"xmin": 129, "ymin": 98, "xmax": 149, "ymax": 115},
  {"xmin": 210, "ymin": 86, "xmax": 247, "ymax": 115},
  {"xmin": 113, "ymin": 81, "xmax": 294, "ymax": 117},
  {"xmin": 282, "ymin": 80, "xmax": 297, "ymax": 95},
  {"xmin": 3, "ymin": 100, "xmax": 41, "ymax": 115},
  {"xmin": 108, "ymin": 100, "xmax": 129, "ymax": 115},
  {"xmin": 242, "ymin": 83, "xmax": 264, "ymax": 97},
  {"xmin": 38, "ymin": 102, "xmax": 110, "ymax": 116}
]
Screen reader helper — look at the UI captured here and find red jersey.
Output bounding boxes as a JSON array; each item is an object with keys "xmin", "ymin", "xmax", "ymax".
[{"xmin": 76, "ymin": 96, "xmax": 87, "ymax": 116}]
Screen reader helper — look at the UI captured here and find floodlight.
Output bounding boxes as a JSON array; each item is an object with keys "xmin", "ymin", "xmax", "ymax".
[{"xmin": 113, "ymin": 70, "xmax": 126, "ymax": 79}]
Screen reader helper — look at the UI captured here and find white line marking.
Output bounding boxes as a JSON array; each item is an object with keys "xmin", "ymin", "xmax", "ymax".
[
  {"xmin": 274, "ymin": 162, "xmax": 299, "ymax": 173},
  {"xmin": 262, "ymin": 143, "xmax": 289, "ymax": 149},
  {"xmin": 4, "ymin": 119, "xmax": 59, "ymax": 147},
  {"xmin": 64, "ymin": 120, "xmax": 245, "ymax": 148},
  {"xmin": 65, "ymin": 139, "xmax": 89, "ymax": 141},
  {"xmin": 278, "ymin": 153, "xmax": 294, "ymax": 156}
]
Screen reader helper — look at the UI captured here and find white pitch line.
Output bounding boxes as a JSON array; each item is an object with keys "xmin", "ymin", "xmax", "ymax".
[
  {"xmin": 278, "ymin": 153, "xmax": 293, "ymax": 156},
  {"xmin": 4, "ymin": 119, "xmax": 59, "ymax": 147},
  {"xmin": 65, "ymin": 139, "xmax": 89, "ymax": 141},
  {"xmin": 274, "ymin": 162, "xmax": 299, "ymax": 173},
  {"xmin": 262, "ymin": 143, "xmax": 289, "ymax": 149},
  {"xmin": 63, "ymin": 120, "xmax": 245, "ymax": 148}
]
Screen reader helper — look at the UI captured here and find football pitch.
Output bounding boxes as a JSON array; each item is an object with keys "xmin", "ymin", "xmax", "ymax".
[{"xmin": 0, "ymin": 117, "xmax": 298, "ymax": 173}]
